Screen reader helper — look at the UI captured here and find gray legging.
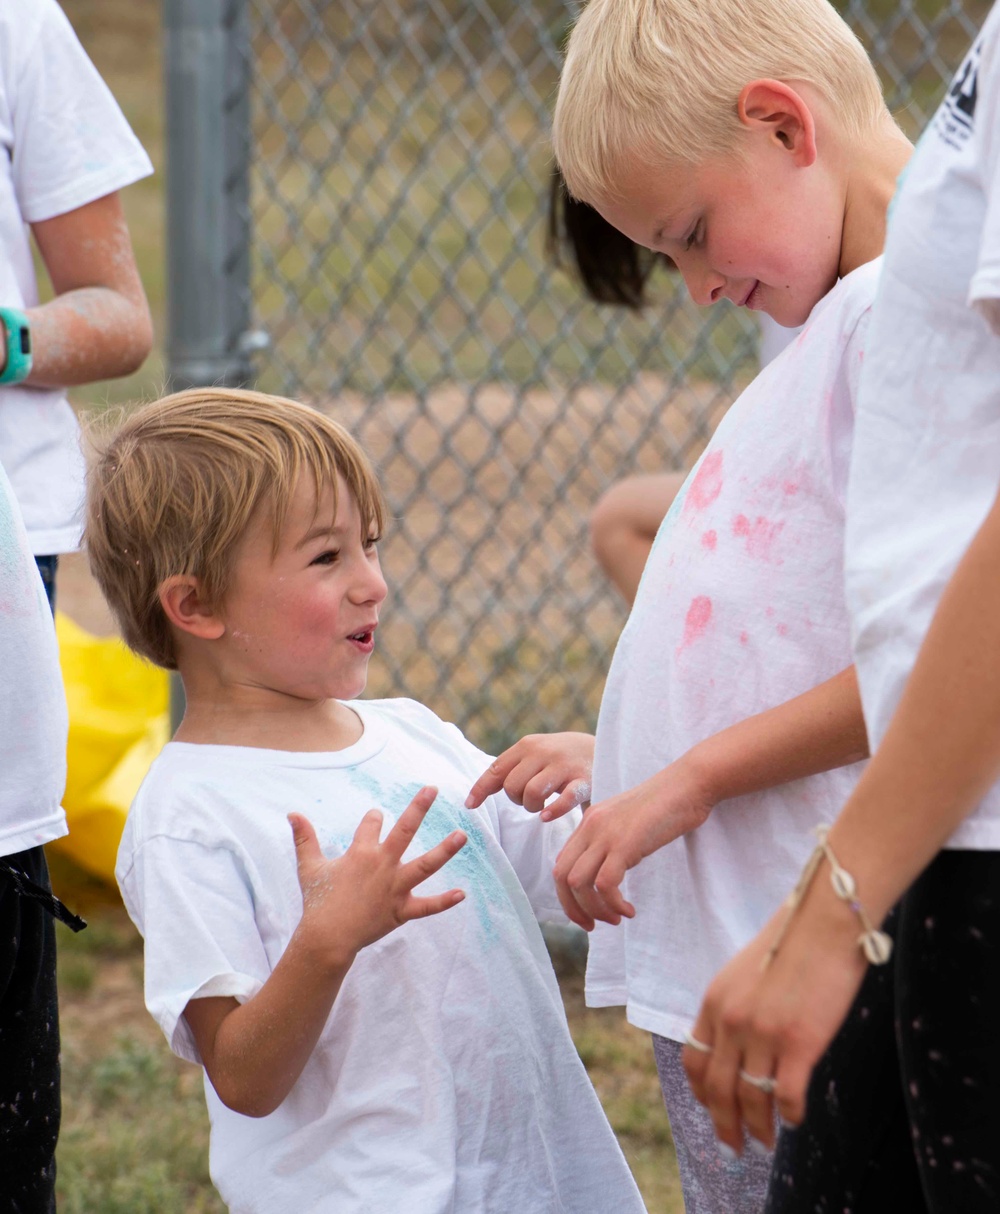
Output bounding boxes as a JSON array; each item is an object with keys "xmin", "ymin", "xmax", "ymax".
[{"xmin": 652, "ymin": 1033, "xmax": 774, "ymax": 1214}]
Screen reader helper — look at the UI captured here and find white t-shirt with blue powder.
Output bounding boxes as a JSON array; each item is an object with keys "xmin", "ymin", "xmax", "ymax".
[
  {"xmin": 586, "ymin": 261, "xmax": 880, "ymax": 1043},
  {"xmin": 117, "ymin": 697, "xmax": 645, "ymax": 1214},
  {"xmin": 847, "ymin": 2, "xmax": 1000, "ymax": 850}
]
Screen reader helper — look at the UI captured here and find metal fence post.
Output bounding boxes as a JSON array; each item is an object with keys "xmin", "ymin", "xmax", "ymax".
[{"xmin": 163, "ymin": 0, "xmax": 256, "ymax": 731}]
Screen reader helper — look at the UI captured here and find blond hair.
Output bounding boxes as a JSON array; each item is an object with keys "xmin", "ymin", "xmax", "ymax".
[
  {"xmin": 553, "ymin": 0, "xmax": 888, "ymax": 203},
  {"xmin": 84, "ymin": 387, "xmax": 387, "ymax": 670}
]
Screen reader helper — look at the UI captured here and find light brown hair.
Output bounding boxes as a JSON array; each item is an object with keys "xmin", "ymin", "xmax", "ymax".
[
  {"xmin": 84, "ymin": 387, "xmax": 386, "ymax": 669},
  {"xmin": 553, "ymin": 0, "xmax": 888, "ymax": 205}
]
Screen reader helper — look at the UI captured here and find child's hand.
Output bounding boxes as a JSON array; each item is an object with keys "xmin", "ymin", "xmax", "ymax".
[
  {"xmin": 465, "ymin": 732, "xmax": 595, "ymax": 820},
  {"xmin": 289, "ymin": 785, "xmax": 467, "ymax": 966},
  {"xmin": 553, "ymin": 759, "xmax": 713, "ymax": 930}
]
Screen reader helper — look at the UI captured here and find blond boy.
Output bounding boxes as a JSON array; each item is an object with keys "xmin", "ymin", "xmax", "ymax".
[
  {"xmin": 88, "ymin": 390, "xmax": 646, "ymax": 1214},
  {"xmin": 470, "ymin": 1, "xmax": 911, "ymax": 1208}
]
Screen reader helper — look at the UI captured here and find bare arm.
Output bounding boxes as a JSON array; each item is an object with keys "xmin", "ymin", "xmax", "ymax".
[
  {"xmin": 686, "ymin": 484, "xmax": 1000, "ymax": 1150},
  {"xmin": 554, "ymin": 666, "xmax": 868, "ymax": 929},
  {"xmin": 184, "ymin": 790, "xmax": 466, "ymax": 1118},
  {"xmin": 18, "ymin": 192, "xmax": 152, "ymax": 388}
]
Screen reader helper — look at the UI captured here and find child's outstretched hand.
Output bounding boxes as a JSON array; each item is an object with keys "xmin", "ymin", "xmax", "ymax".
[
  {"xmin": 553, "ymin": 760, "xmax": 713, "ymax": 931},
  {"xmin": 465, "ymin": 732, "xmax": 594, "ymax": 820},
  {"xmin": 289, "ymin": 785, "xmax": 467, "ymax": 964}
]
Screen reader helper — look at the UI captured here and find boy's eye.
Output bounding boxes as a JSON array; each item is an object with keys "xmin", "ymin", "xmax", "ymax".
[
  {"xmin": 311, "ymin": 549, "xmax": 340, "ymax": 566},
  {"xmin": 364, "ymin": 534, "xmax": 381, "ymax": 551},
  {"xmin": 684, "ymin": 221, "xmax": 703, "ymax": 251}
]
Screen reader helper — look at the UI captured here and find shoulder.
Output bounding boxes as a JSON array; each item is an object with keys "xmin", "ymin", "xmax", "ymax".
[
  {"xmin": 123, "ymin": 745, "xmax": 248, "ymax": 849},
  {"xmin": 354, "ymin": 697, "xmax": 491, "ymax": 770},
  {"xmin": 822, "ymin": 258, "xmax": 884, "ymax": 336},
  {"xmin": 357, "ymin": 696, "xmax": 468, "ymax": 741},
  {"xmin": 0, "ymin": 0, "xmax": 79, "ymax": 70}
]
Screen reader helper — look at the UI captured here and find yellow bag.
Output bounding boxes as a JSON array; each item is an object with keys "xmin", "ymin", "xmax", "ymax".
[{"xmin": 51, "ymin": 612, "xmax": 170, "ymax": 884}]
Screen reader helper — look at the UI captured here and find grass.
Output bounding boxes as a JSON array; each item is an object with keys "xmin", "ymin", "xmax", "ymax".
[{"xmin": 51, "ymin": 856, "xmax": 682, "ymax": 1213}]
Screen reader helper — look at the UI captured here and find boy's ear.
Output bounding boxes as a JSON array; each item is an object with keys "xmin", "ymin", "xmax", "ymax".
[
  {"xmin": 158, "ymin": 574, "xmax": 226, "ymax": 641},
  {"xmin": 737, "ymin": 79, "xmax": 817, "ymax": 168}
]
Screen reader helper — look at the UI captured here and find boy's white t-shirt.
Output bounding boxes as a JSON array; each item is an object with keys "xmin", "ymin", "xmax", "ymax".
[
  {"xmin": 587, "ymin": 261, "xmax": 880, "ymax": 1043},
  {"xmin": 847, "ymin": 4, "xmax": 1000, "ymax": 850},
  {"xmin": 0, "ymin": 460, "xmax": 68, "ymax": 855},
  {"xmin": 117, "ymin": 697, "xmax": 645, "ymax": 1214},
  {"xmin": 0, "ymin": 0, "xmax": 153, "ymax": 555}
]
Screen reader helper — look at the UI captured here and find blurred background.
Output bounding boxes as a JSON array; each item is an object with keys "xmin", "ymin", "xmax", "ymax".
[{"xmin": 49, "ymin": 2, "xmax": 990, "ymax": 1210}]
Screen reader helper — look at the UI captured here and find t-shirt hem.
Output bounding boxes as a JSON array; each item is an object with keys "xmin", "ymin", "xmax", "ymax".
[
  {"xmin": 620, "ymin": 1000, "xmax": 697, "ymax": 1044},
  {"xmin": 0, "ymin": 809, "xmax": 68, "ymax": 857},
  {"xmin": 944, "ymin": 821, "xmax": 1000, "ymax": 851},
  {"xmin": 584, "ymin": 979, "xmax": 627, "ymax": 1008},
  {"xmin": 20, "ymin": 155, "xmax": 154, "ymax": 225},
  {"xmin": 25, "ymin": 524, "xmax": 83, "ymax": 556},
  {"xmin": 968, "ymin": 268, "xmax": 1000, "ymax": 305}
]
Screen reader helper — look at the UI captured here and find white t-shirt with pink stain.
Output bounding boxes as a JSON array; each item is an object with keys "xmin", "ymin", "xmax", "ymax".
[{"xmin": 586, "ymin": 259, "xmax": 880, "ymax": 1043}]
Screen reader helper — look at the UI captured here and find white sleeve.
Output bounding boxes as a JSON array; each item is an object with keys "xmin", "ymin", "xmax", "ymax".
[
  {"xmin": 5, "ymin": 0, "xmax": 153, "ymax": 222},
  {"xmin": 486, "ymin": 793, "xmax": 581, "ymax": 924},
  {"xmin": 119, "ymin": 836, "xmax": 273, "ymax": 1066},
  {"xmin": 970, "ymin": 15, "xmax": 1000, "ymax": 325}
]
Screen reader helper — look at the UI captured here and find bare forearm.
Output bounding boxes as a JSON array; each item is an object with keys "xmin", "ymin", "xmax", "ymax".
[
  {"xmin": 23, "ymin": 289, "xmax": 152, "ymax": 388},
  {"xmin": 825, "ymin": 495, "xmax": 1000, "ymax": 923},
  {"xmin": 686, "ymin": 666, "xmax": 868, "ymax": 806},
  {"xmin": 17, "ymin": 192, "xmax": 153, "ymax": 389},
  {"xmin": 199, "ymin": 932, "xmax": 355, "ymax": 1118}
]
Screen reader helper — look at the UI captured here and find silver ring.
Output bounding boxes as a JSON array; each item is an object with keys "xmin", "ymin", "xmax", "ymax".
[
  {"xmin": 684, "ymin": 1030, "xmax": 713, "ymax": 1055},
  {"xmin": 739, "ymin": 1069, "xmax": 776, "ymax": 1095}
]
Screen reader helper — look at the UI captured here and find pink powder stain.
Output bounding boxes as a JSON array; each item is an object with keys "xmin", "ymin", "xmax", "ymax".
[
  {"xmin": 776, "ymin": 623, "xmax": 789, "ymax": 637},
  {"xmin": 782, "ymin": 480, "xmax": 800, "ymax": 496},
  {"xmin": 732, "ymin": 514, "xmax": 784, "ymax": 562},
  {"xmin": 684, "ymin": 450, "xmax": 724, "ymax": 513},
  {"xmin": 739, "ymin": 631, "xmax": 749, "ymax": 645},
  {"xmin": 765, "ymin": 606, "xmax": 776, "ymax": 618},
  {"xmin": 677, "ymin": 595, "xmax": 713, "ymax": 655},
  {"xmin": 702, "ymin": 529, "xmax": 717, "ymax": 550}
]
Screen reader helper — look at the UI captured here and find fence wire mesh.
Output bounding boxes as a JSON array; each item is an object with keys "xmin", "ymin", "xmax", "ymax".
[{"xmin": 238, "ymin": 0, "xmax": 988, "ymax": 751}]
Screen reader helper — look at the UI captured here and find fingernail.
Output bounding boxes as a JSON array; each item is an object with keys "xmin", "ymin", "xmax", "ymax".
[
  {"xmin": 748, "ymin": 1137, "xmax": 771, "ymax": 1158},
  {"xmin": 717, "ymin": 1142, "xmax": 738, "ymax": 1162},
  {"xmin": 464, "ymin": 796, "xmax": 473, "ymax": 808},
  {"xmin": 780, "ymin": 1117, "xmax": 798, "ymax": 1131},
  {"xmin": 540, "ymin": 811, "xmax": 551, "ymax": 821}
]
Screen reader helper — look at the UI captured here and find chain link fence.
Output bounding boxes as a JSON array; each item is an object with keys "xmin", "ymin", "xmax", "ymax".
[{"xmin": 166, "ymin": 0, "xmax": 989, "ymax": 752}]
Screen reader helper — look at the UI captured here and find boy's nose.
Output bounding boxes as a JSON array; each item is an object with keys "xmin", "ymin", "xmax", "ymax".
[
  {"xmin": 678, "ymin": 258, "xmax": 727, "ymax": 308},
  {"xmin": 363, "ymin": 563, "xmax": 388, "ymax": 604}
]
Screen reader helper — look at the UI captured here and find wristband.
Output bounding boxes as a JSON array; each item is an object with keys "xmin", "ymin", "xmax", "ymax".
[{"xmin": 0, "ymin": 306, "xmax": 32, "ymax": 385}]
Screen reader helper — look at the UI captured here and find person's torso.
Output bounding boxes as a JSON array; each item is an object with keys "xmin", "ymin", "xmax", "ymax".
[
  {"xmin": 0, "ymin": 460, "xmax": 67, "ymax": 853},
  {"xmin": 122, "ymin": 700, "xmax": 645, "ymax": 1214},
  {"xmin": 587, "ymin": 261, "xmax": 880, "ymax": 1039},
  {"xmin": 846, "ymin": 5, "xmax": 1000, "ymax": 850}
]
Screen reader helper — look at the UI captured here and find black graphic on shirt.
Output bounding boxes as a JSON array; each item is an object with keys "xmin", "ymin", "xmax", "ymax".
[{"xmin": 935, "ymin": 34, "xmax": 981, "ymax": 151}]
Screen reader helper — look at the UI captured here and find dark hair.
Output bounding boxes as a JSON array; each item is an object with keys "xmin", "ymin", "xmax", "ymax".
[{"xmin": 546, "ymin": 166, "xmax": 674, "ymax": 309}]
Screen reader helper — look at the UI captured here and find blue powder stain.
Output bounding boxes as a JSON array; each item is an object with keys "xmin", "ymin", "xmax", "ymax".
[{"xmin": 345, "ymin": 769, "xmax": 519, "ymax": 944}]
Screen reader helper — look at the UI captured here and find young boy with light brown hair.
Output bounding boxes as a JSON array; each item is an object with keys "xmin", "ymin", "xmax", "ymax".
[
  {"xmin": 86, "ymin": 388, "xmax": 646, "ymax": 1214},
  {"xmin": 468, "ymin": 0, "xmax": 911, "ymax": 1208}
]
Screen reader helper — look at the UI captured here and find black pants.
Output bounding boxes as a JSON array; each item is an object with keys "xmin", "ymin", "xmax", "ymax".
[
  {"xmin": 34, "ymin": 555, "xmax": 57, "ymax": 615},
  {"xmin": 766, "ymin": 849, "xmax": 1000, "ymax": 1213},
  {"xmin": 0, "ymin": 847, "xmax": 60, "ymax": 1214}
]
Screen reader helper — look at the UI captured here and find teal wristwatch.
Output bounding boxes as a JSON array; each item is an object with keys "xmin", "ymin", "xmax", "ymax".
[{"xmin": 0, "ymin": 306, "xmax": 32, "ymax": 385}]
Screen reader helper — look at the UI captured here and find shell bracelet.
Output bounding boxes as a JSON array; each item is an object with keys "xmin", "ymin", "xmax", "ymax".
[{"xmin": 763, "ymin": 824, "xmax": 893, "ymax": 971}]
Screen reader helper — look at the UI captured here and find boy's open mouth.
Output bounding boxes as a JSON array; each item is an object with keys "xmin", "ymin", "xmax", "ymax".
[{"xmin": 348, "ymin": 628, "xmax": 376, "ymax": 648}]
